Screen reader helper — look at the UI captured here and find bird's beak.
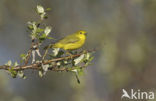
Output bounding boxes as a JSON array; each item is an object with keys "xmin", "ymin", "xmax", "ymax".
[{"xmin": 85, "ymin": 33, "xmax": 88, "ymax": 36}]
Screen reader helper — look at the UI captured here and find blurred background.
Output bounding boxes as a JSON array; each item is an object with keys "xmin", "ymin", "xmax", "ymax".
[{"xmin": 0, "ymin": 0, "xmax": 156, "ymax": 101}]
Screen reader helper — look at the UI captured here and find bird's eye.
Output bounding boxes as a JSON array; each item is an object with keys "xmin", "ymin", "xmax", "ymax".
[{"xmin": 80, "ymin": 32, "xmax": 82, "ymax": 34}]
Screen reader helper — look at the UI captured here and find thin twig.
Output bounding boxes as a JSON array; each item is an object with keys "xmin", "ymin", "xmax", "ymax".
[
  {"xmin": 42, "ymin": 45, "xmax": 50, "ymax": 60},
  {"xmin": 24, "ymin": 49, "xmax": 32, "ymax": 65}
]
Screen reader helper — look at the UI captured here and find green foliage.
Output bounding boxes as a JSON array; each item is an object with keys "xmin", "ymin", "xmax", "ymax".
[
  {"xmin": 46, "ymin": 8, "xmax": 51, "ymax": 11},
  {"xmin": 20, "ymin": 53, "xmax": 27, "ymax": 62},
  {"xmin": 5, "ymin": 60, "xmax": 27, "ymax": 79},
  {"xmin": 8, "ymin": 67, "xmax": 17, "ymax": 78}
]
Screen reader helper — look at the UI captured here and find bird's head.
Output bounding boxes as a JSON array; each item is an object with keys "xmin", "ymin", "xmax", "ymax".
[{"xmin": 77, "ymin": 30, "xmax": 87, "ymax": 36}]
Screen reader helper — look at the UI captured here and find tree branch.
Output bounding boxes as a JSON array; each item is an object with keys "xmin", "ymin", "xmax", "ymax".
[{"xmin": 0, "ymin": 50, "xmax": 94, "ymax": 72}]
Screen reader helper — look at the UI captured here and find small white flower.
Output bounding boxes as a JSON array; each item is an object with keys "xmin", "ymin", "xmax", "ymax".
[
  {"xmin": 44, "ymin": 26, "xmax": 52, "ymax": 36},
  {"xmin": 53, "ymin": 48, "xmax": 60, "ymax": 56},
  {"xmin": 39, "ymin": 71, "xmax": 43, "ymax": 77},
  {"xmin": 5, "ymin": 60, "xmax": 12, "ymax": 66},
  {"xmin": 17, "ymin": 71, "xmax": 24, "ymax": 78},
  {"xmin": 27, "ymin": 21, "xmax": 32, "ymax": 25},
  {"xmin": 37, "ymin": 5, "xmax": 45, "ymax": 14},
  {"xmin": 64, "ymin": 61, "xmax": 68, "ymax": 64},
  {"xmin": 42, "ymin": 64, "xmax": 49, "ymax": 75},
  {"xmin": 74, "ymin": 54, "xmax": 85, "ymax": 65},
  {"xmin": 14, "ymin": 61, "xmax": 19, "ymax": 66},
  {"xmin": 85, "ymin": 53, "xmax": 90, "ymax": 60},
  {"xmin": 40, "ymin": 12, "xmax": 46, "ymax": 20},
  {"xmin": 56, "ymin": 62, "xmax": 61, "ymax": 66},
  {"xmin": 31, "ymin": 22, "xmax": 37, "ymax": 37}
]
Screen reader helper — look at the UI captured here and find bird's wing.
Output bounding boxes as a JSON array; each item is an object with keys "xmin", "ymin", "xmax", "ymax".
[{"xmin": 58, "ymin": 34, "xmax": 80, "ymax": 44}]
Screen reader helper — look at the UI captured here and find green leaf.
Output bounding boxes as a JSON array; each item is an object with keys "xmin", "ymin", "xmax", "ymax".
[
  {"xmin": 27, "ymin": 25, "xmax": 33, "ymax": 30},
  {"xmin": 42, "ymin": 64, "xmax": 49, "ymax": 75},
  {"xmin": 85, "ymin": 53, "xmax": 91, "ymax": 60},
  {"xmin": 20, "ymin": 54, "xmax": 26, "ymax": 58},
  {"xmin": 47, "ymin": 37, "xmax": 53, "ymax": 39},
  {"xmin": 8, "ymin": 67, "xmax": 17, "ymax": 78},
  {"xmin": 40, "ymin": 33, "xmax": 47, "ymax": 38},
  {"xmin": 36, "ymin": 28, "xmax": 44, "ymax": 33},
  {"xmin": 84, "ymin": 56, "xmax": 94, "ymax": 66},
  {"xmin": 20, "ymin": 54, "xmax": 27, "ymax": 60},
  {"xmin": 43, "ymin": 15, "xmax": 48, "ymax": 19},
  {"xmin": 38, "ymin": 33, "xmax": 47, "ymax": 42},
  {"xmin": 27, "ymin": 21, "xmax": 37, "ymax": 32},
  {"xmin": 46, "ymin": 8, "xmax": 51, "ymax": 11},
  {"xmin": 71, "ymin": 68, "xmax": 84, "ymax": 75},
  {"xmin": 31, "ymin": 33, "xmax": 38, "ymax": 39},
  {"xmin": 77, "ymin": 68, "xmax": 84, "ymax": 76},
  {"xmin": 89, "ymin": 56, "xmax": 94, "ymax": 62}
]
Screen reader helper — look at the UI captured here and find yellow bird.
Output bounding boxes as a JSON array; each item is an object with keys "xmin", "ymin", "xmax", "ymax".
[
  {"xmin": 48, "ymin": 30, "xmax": 87, "ymax": 84},
  {"xmin": 53, "ymin": 30, "xmax": 87, "ymax": 50}
]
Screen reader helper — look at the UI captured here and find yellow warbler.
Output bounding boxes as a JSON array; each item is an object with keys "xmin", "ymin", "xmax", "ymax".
[{"xmin": 53, "ymin": 30, "xmax": 87, "ymax": 50}]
